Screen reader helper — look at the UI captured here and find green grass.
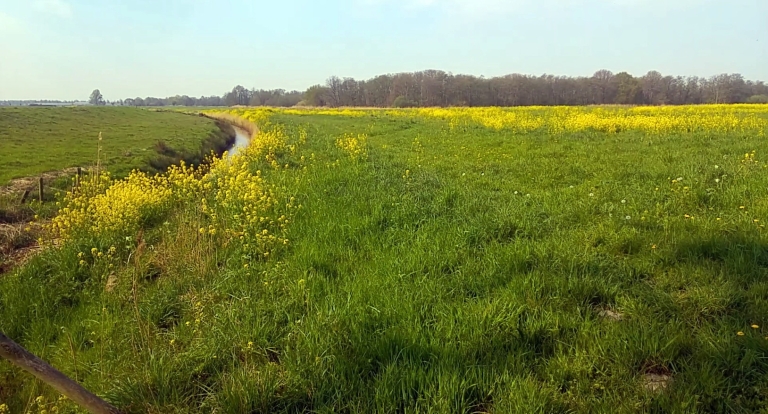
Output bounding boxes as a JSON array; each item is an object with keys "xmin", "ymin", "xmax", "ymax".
[
  {"xmin": 3, "ymin": 110, "xmax": 768, "ymax": 413},
  {"xmin": 0, "ymin": 107, "xmax": 231, "ymax": 184}
]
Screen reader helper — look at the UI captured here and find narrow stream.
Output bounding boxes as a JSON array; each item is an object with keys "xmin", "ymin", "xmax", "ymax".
[{"xmin": 227, "ymin": 127, "xmax": 251, "ymax": 157}]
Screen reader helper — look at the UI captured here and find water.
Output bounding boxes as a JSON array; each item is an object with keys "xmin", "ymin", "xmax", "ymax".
[{"xmin": 227, "ymin": 127, "xmax": 251, "ymax": 157}]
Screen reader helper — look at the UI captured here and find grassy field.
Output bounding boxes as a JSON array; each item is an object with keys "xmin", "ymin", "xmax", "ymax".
[
  {"xmin": 2, "ymin": 105, "xmax": 768, "ymax": 413},
  {"xmin": 0, "ymin": 107, "xmax": 233, "ymax": 185}
]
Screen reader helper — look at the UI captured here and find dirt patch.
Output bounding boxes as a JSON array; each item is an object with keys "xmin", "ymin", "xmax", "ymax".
[
  {"xmin": 0, "ymin": 223, "xmax": 41, "ymax": 274},
  {"xmin": 0, "ymin": 167, "xmax": 86, "ymax": 197},
  {"xmin": 597, "ymin": 307, "xmax": 624, "ymax": 321},
  {"xmin": 0, "ymin": 243, "xmax": 41, "ymax": 274},
  {"xmin": 642, "ymin": 373, "xmax": 672, "ymax": 392},
  {"xmin": 641, "ymin": 364, "xmax": 673, "ymax": 393}
]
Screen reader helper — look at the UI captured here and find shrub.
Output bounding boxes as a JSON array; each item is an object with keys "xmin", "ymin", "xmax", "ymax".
[{"xmin": 392, "ymin": 96, "xmax": 418, "ymax": 108}]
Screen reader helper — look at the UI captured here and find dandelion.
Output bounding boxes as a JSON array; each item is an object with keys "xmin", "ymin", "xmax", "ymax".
[
  {"xmin": 625, "ymin": 216, "xmax": 631, "ymax": 220},
  {"xmin": 651, "ymin": 244, "xmax": 657, "ymax": 250},
  {"xmin": 737, "ymin": 331, "xmax": 745, "ymax": 336},
  {"xmin": 247, "ymin": 341, "xmax": 254, "ymax": 348},
  {"xmin": 740, "ymin": 206, "xmax": 746, "ymax": 209},
  {"xmin": 621, "ymin": 199, "xmax": 626, "ymax": 204},
  {"xmin": 589, "ymin": 193, "xmax": 594, "ymax": 197},
  {"xmin": 752, "ymin": 324, "xmax": 760, "ymax": 329},
  {"xmin": 715, "ymin": 179, "xmax": 720, "ymax": 183}
]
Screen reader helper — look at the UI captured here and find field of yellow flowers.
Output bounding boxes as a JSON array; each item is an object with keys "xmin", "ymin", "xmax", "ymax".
[{"xmin": 2, "ymin": 104, "xmax": 768, "ymax": 413}]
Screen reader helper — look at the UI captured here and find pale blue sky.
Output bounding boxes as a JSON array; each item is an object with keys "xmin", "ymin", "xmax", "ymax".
[{"xmin": 1, "ymin": 0, "xmax": 766, "ymax": 100}]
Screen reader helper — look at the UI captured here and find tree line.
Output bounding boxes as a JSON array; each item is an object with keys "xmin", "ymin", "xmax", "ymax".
[
  {"xmin": 304, "ymin": 70, "xmax": 768, "ymax": 107},
  {"xmin": 119, "ymin": 70, "xmax": 766, "ymax": 108},
  {"xmin": 9, "ymin": 70, "xmax": 767, "ymax": 108},
  {"xmin": 118, "ymin": 87, "xmax": 303, "ymax": 108}
]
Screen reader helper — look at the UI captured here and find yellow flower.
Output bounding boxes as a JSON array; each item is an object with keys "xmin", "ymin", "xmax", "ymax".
[
  {"xmin": 0, "ymin": 404, "xmax": 9, "ymax": 414},
  {"xmin": 752, "ymin": 324, "xmax": 760, "ymax": 329},
  {"xmin": 737, "ymin": 331, "xmax": 745, "ymax": 336}
]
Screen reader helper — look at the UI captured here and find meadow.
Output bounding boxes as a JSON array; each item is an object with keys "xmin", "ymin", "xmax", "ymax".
[
  {"xmin": 2, "ymin": 104, "xmax": 768, "ymax": 413},
  {"xmin": 0, "ymin": 107, "xmax": 234, "ymax": 184}
]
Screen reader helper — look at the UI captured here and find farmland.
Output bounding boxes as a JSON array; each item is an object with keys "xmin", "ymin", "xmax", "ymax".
[{"xmin": 3, "ymin": 104, "xmax": 768, "ymax": 412}]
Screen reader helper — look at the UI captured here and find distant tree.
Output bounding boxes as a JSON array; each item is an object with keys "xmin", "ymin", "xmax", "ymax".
[
  {"xmin": 748, "ymin": 94, "xmax": 768, "ymax": 103},
  {"xmin": 392, "ymin": 96, "xmax": 417, "ymax": 108},
  {"xmin": 304, "ymin": 85, "xmax": 330, "ymax": 106},
  {"xmin": 614, "ymin": 72, "xmax": 643, "ymax": 105},
  {"xmin": 89, "ymin": 89, "xmax": 105, "ymax": 106},
  {"xmin": 325, "ymin": 76, "xmax": 343, "ymax": 107}
]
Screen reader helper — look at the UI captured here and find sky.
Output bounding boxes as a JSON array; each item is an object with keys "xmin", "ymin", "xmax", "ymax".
[{"xmin": 0, "ymin": 0, "xmax": 766, "ymax": 100}]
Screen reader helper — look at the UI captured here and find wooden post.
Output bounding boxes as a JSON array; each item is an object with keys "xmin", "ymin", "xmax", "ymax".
[
  {"xmin": 19, "ymin": 189, "xmax": 30, "ymax": 205},
  {"xmin": 76, "ymin": 167, "xmax": 82, "ymax": 189},
  {"xmin": 38, "ymin": 177, "xmax": 44, "ymax": 202},
  {"xmin": 0, "ymin": 332, "xmax": 120, "ymax": 414}
]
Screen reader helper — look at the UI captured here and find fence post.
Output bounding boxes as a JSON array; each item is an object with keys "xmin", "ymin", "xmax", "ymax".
[
  {"xmin": 38, "ymin": 177, "xmax": 44, "ymax": 202},
  {"xmin": 76, "ymin": 167, "xmax": 82, "ymax": 189},
  {"xmin": 0, "ymin": 332, "xmax": 120, "ymax": 414},
  {"xmin": 19, "ymin": 189, "xmax": 30, "ymax": 205}
]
